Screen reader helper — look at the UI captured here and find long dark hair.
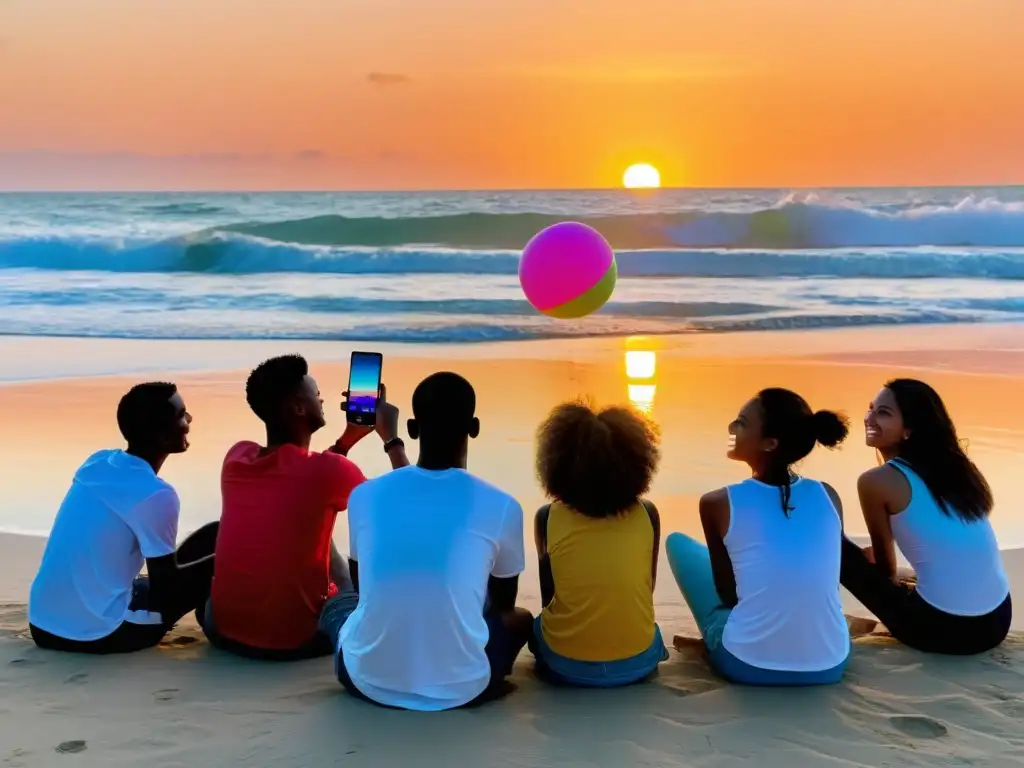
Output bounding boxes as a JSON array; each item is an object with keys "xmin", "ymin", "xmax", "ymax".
[
  {"xmin": 885, "ymin": 379, "xmax": 992, "ymax": 521},
  {"xmin": 758, "ymin": 388, "xmax": 849, "ymax": 514}
]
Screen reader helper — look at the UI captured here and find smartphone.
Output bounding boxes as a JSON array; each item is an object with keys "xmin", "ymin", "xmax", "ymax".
[{"xmin": 344, "ymin": 351, "xmax": 383, "ymax": 426}]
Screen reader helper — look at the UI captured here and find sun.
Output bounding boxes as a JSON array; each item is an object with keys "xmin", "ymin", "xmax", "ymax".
[{"xmin": 623, "ymin": 163, "xmax": 661, "ymax": 189}]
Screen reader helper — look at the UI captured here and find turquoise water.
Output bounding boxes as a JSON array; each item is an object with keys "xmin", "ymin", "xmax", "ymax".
[{"xmin": 2, "ymin": 187, "xmax": 1024, "ymax": 342}]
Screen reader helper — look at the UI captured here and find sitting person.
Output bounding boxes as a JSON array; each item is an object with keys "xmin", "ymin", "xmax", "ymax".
[
  {"xmin": 840, "ymin": 378, "xmax": 1011, "ymax": 655},
  {"xmin": 29, "ymin": 382, "xmax": 217, "ymax": 654},
  {"xmin": 320, "ymin": 372, "xmax": 533, "ymax": 710},
  {"xmin": 204, "ymin": 354, "xmax": 408, "ymax": 660},
  {"xmin": 530, "ymin": 401, "xmax": 669, "ymax": 687},
  {"xmin": 666, "ymin": 388, "xmax": 851, "ymax": 686}
]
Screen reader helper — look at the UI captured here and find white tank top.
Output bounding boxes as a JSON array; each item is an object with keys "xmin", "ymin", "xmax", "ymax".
[
  {"xmin": 888, "ymin": 460, "xmax": 1009, "ymax": 616},
  {"xmin": 722, "ymin": 477, "xmax": 850, "ymax": 672}
]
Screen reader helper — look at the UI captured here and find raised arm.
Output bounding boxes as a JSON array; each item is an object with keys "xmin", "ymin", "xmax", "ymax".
[{"xmin": 331, "ymin": 383, "xmax": 410, "ymax": 470}]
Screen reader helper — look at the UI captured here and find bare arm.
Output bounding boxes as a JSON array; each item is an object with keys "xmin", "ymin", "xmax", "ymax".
[
  {"xmin": 857, "ymin": 468, "xmax": 900, "ymax": 583},
  {"xmin": 384, "ymin": 443, "xmax": 409, "ymax": 470},
  {"xmin": 487, "ymin": 575, "xmax": 520, "ymax": 613},
  {"xmin": 534, "ymin": 505, "xmax": 554, "ymax": 607},
  {"xmin": 488, "ymin": 499, "xmax": 526, "ymax": 613},
  {"xmin": 699, "ymin": 490, "xmax": 738, "ymax": 607},
  {"xmin": 641, "ymin": 499, "xmax": 661, "ymax": 589}
]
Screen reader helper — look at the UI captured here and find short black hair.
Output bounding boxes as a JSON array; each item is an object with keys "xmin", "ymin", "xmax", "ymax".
[
  {"xmin": 412, "ymin": 372, "xmax": 476, "ymax": 438},
  {"xmin": 116, "ymin": 382, "xmax": 179, "ymax": 446},
  {"xmin": 246, "ymin": 354, "xmax": 309, "ymax": 424},
  {"xmin": 536, "ymin": 401, "xmax": 660, "ymax": 518}
]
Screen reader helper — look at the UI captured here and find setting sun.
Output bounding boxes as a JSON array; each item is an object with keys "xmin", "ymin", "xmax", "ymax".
[{"xmin": 622, "ymin": 163, "xmax": 661, "ymax": 189}]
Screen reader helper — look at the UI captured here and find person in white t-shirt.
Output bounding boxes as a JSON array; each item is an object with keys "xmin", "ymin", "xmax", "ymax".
[
  {"xmin": 319, "ymin": 372, "xmax": 533, "ymax": 711},
  {"xmin": 29, "ymin": 382, "xmax": 218, "ymax": 654}
]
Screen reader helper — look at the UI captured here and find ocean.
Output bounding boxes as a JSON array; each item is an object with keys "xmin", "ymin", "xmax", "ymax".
[{"xmin": 2, "ymin": 187, "xmax": 1024, "ymax": 344}]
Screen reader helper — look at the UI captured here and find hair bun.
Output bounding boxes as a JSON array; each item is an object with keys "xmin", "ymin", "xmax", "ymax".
[{"xmin": 812, "ymin": 410, "xmax": 849, "ymax": 448}]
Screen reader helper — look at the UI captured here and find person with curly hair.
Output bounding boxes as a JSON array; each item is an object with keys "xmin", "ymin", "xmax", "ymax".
[
  {"xmin": 666, "ymin": 388, "xmax": 852, "ymax": 686},
  {"xmin": 530, "ymin": 400, "xmax": 669, "ymax": 687}
]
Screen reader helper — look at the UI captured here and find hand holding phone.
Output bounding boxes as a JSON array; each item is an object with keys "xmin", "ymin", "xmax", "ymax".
[
  {"xmin": 337, "ymin": 383, "xmax": 399, "ymax": 454},
  {"xmin": 373, "ymin": 383, "xmax": 400, "ymax": 443},
  {"xmin": 344, "ymin": 351, "xmax": 383, "ymax": 427}
]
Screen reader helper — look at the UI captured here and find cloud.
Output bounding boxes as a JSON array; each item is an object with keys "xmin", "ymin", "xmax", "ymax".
[
  {"xmin": 0, "ymin": 150, "xmax": 340, "ymax": 189},
  {"xmin": 366, "ymin": 72, "xmax": 412, "ymax": 87},
  {"xmin": 0, "ymin": 150, "xmax": 285, "ymax": 168}
]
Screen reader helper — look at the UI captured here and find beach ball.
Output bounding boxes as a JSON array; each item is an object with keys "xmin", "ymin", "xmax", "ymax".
[{"xmin": 519, "ymin": 222, "xmax": 617, "ymax": 318}]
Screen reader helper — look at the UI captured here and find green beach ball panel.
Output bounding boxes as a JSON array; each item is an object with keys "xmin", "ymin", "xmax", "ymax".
[{"xmin": 542, "ymin": 261, "xmax": 618, "ymax": 319}]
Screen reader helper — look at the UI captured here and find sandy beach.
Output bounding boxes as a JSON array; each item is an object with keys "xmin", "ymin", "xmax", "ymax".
[{"xmin": 2, "ymin": 324, "xmax": 1023, "ymax": 766}]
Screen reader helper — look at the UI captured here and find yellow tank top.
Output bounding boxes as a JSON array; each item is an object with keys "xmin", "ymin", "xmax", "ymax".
[{"xmin": 539, "ymin": 501, "xmax": 656, "ymax": 662}]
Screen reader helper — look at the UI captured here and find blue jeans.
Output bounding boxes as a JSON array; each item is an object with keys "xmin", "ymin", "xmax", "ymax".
[
  {"xmin": 665, "ymin": 532, "xmax": 848, "ymax": 687},
  {"xmin": 530, "ymin": 617, "xmax": 669, "ymax": 688}
]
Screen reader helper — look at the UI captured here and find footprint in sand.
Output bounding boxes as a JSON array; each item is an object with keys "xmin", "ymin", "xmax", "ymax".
[
  {"xmin": 54, "ymin": 741, "xmax": 87, "ymax": 755},
  {"xmin": 5, "ymin": 748, "xmax": 31, "ymax": 766},
  {"xmin": 889, "ymin": 715, "xmax": 948, "ymax": 739},
  {"xmin": 7, "ymin": 657, "xmax": 42, "ymax": 667},
  {"xmin": 63, "ymin": 673, "xmax": 88, "ymax": 685},
  {"xmin": 153, "ymin": 688, "xmax": 179, "ymax": 702}
]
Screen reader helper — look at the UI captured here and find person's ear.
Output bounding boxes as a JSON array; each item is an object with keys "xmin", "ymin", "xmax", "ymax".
[
  {"xmin": 285, "ymin": 394, "xmax": 303, "ymax": 419},
  {"xmin": 468, "ymin": 417, "xmax": 480, "ymax": 439},
  {"xmin": 407, "ymin": 418, "xmax": 419, "ymax": 440},
  {"xmin": 762, "ymin": 437, "xmax": 779, "ymax": 453}
]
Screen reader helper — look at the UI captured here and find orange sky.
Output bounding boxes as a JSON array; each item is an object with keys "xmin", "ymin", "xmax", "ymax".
[{"xmin": 1, "ymin": 0, "xmax": 1022, "ymax": 190}]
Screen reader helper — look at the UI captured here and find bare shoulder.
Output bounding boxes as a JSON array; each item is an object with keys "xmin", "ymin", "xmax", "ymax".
[
  {"xmin": 858, "ymin": 465, "xmax": 904, "ymax": 495},
  {"xmin": 639, "ymin": 498, "xmax": 660, "ymax": 517},
  {"xmin": 534, "ymin": 504, "xmax": 551, "ymax": 526},
  {"xmin": 699, "ymin": 488, "xmax": 730, "ymax": 517}
]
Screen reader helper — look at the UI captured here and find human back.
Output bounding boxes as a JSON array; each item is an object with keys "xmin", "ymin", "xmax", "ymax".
[
  {"xmin": 334, "ymin": 371, "xmax": 531, "ymax": 711},
  {"xmin": 843, "ymin": 378, "xmax": 1011, "ymax": 654},
  {"xmin": 213, "ymin": 441, "xmax": 363, "ymax": 649},
  {"xmin": 29, "ymin": 448, "xmax": 179, "ymax": 640},
  {"xmin": 532, "ymin": 401, "xmax": 666, "ymax": 686},
  {"xmin": 541, "ymin": 500, "xmax": 656, "ymax": 661},
  {"xmin": 29, "ymin": 382, "xmax": 217, "ymax": 655},
  {"xmin": 887, "ymin": 458, "xmax": 1008, "ymax": 616},
  {"xmin": 207, "ymin": 354, "xmax": 407, "ymax": 657},
  {"xmin": 722, "ymin": 476, "xmax": 847, "ymax": 671},
  {"xmin": 341, "ymin": 465, "xmax": 523, "ymax": 708},
  {"xmin": 667, "ymin": 387, "xmax": 851, "ymax": 686}
]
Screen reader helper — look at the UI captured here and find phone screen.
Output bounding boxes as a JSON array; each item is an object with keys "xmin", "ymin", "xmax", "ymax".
[{"xmin": 346, "ymin": 351, "xmax": 383, "ymax": 425}]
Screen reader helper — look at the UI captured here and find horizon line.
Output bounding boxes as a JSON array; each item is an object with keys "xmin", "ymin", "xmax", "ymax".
[{"xmin": 2, "ymin": 183, "xmax": 1023, "ymax": 195}]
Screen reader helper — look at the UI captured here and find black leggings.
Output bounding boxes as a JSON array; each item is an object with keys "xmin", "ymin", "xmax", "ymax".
[
  {"xmin": 840, "ymin": 536, "xmax": 1012, "ymax": 655},
  {"xmin": 30, "ymin": 522, "xmax": 219, "ymax": 655}
]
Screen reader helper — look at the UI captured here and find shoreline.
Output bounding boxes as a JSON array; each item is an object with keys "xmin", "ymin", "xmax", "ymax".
[{"xmin": 3, "ymin": 322, "xmax": 1024, "ymax": 384}]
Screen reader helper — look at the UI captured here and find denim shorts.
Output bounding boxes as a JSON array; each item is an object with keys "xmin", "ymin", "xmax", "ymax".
[{"xmin": 530, "ymin": 617, "xmax": 669, "ymax": 688}]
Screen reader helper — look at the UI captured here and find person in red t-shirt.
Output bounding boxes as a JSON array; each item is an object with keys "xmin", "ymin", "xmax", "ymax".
[{"xmin": 204, "ymin": 354, "xmax": 409, "ymax": 660}]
